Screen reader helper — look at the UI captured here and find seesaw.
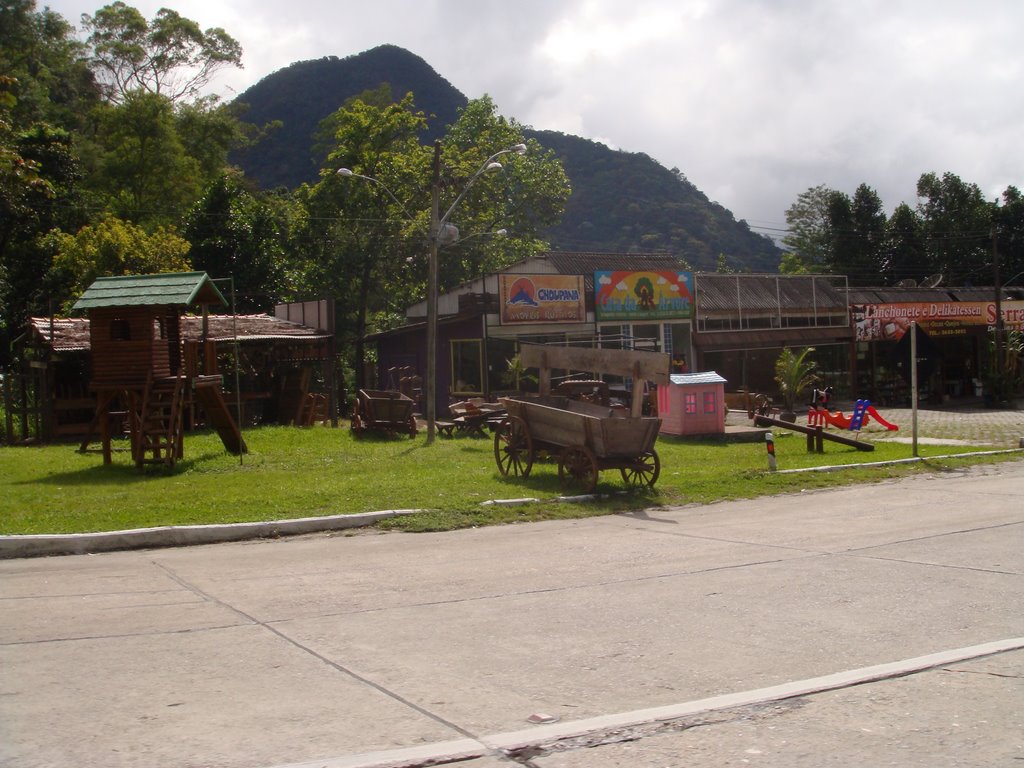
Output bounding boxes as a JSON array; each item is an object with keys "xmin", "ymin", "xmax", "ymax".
[{"xmin": 754, "ymin": 414, "xmax": 875, "ymax": 452}]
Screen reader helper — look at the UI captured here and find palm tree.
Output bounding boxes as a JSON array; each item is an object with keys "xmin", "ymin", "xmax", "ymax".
[{"xmin": 774, "ymin": 347, "xmax": 819, "ymax": 420}]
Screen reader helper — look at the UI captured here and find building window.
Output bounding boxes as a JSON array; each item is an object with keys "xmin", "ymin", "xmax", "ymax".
[
  {"xmin": 684, "ymin": 392, "xmax": 697, "ymax": 414},
  {"xmin": 451, "ymin": 339, "xmax": 484, "ymax": 396},
  {"xmin": 703, "ymin": 390, "xmax": 717, "ymax": 414},
  {"xmin": 109, "ymin": 318, "xmax": 131, "ymax": 341}
]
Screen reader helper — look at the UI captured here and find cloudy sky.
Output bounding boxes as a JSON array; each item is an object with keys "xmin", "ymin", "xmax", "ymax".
[{"xmin": 46, "ymin": 0, "xmax": 1024, "ymax": 238}]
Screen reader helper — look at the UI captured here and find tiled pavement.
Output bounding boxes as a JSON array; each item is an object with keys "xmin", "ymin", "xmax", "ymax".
[{"xmin": 727, "ymin": 399, "xmax": 1024, "ymax": 448}]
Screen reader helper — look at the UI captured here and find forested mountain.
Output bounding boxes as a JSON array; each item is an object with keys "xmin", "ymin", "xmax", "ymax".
[
  {"xmin": 531, "ymin": 130, "xmax": 778, "ymax": 269},
  {"xmin": 231, "ymin": 45, "xmax": 465, "ymax": 190},
  {"xmin": 231, "ymin": 45, "xmax": 780, "ymax": 271}
]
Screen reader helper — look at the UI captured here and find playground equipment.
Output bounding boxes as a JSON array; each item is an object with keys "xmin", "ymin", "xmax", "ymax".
[
  {"xmin": 754, "ymin": 414, "xmax": 875, "ymax": 452},
  {"xmin": 808, "ymin": 399, "xmax": 899, "ymax": 433}
]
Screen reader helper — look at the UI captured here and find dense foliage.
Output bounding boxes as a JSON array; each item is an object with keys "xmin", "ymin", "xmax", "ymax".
[
  {"xmin": 0, "ymin": 3, "xmax": 572, "ymax": 383},
  {"xmin": 782, "ymin": 176, "xmax": 1024, "ymax": 288}
]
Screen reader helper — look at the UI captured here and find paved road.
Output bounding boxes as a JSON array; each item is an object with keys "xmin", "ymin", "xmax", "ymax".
[{"xmin": 2, "ymin": 461, "xmax": 1022, "ymax": 767}]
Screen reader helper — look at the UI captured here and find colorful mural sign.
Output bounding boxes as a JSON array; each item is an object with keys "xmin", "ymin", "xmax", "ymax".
[
  {"xmin": 498, "ymin": 274, "xmax": 587, "ymax": 324},
  {"xmin": 853, "ymin": 301, "xmax": 1024, "ymax": 341},
  {"xmin": 594, "ymin": 270, "xmax": 694, "ymax": 321}
]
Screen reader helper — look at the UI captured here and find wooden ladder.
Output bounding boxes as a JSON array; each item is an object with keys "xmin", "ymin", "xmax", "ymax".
[{"xmin": 133, "ymin": 376, "xmax": 186, "ymax": 469}]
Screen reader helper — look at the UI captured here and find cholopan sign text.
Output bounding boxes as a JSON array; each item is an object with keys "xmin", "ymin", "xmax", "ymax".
[
  {"xmin": 499, "ymin": 274, "xmax": 587, "ymax": 324},
  {"xmin": 594, "ymin": 270, "xmax": 694, "ymax": 321}
]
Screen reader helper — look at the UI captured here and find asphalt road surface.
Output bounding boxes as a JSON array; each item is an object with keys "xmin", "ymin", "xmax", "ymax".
[{"xmin": 2, "ymin": 461, "xmax": 1022, "ymax": 767}]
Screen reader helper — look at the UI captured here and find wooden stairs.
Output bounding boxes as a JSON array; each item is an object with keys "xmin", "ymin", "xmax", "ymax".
[{"xmin": 133, "ymin": 376, "xmax": 186, "ymax": 469}]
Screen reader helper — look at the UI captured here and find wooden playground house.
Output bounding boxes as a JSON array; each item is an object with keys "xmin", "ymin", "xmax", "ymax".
[{"xmin": 73, "ymin": 272, "xmax": 246, "ymax": 468}]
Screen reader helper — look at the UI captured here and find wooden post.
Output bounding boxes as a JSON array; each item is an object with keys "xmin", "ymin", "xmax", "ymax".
[
  {"xmin": 538, "ymin": 351, "xmax": 551, "ymax": 395},
  {"xmin": 630, "ymin": 361, "xmax": 644, "ymax": 417}
]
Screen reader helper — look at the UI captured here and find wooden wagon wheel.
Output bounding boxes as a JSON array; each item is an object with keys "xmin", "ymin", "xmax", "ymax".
[
  {"xmin": 494, "ymin": 416, "xmax": 534, "ymax": 477},
  {"xmin": 620, "ymin": 449, "xmax": 660, "ymax": 488},
  {"xmin": 558, "ymin": 444, "xmax": 599, "ymax": 493}
]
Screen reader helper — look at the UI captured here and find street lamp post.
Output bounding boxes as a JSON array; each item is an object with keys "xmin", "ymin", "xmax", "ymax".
[
  {"xmin": 425, "ymin": 140, "xmax": 527, "ymax": 444},
  {"xmin": 337, "ymin": 140, "xmax": 527, "ymax": 444}
]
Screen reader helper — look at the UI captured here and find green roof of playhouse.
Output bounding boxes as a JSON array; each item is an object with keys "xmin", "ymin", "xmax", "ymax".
[{"xmin": 72, "ymin": 272, "xmax": 228, "ymax": 311}]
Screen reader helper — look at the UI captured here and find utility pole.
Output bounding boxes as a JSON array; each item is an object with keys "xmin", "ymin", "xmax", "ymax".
[
  {"xmin": 425, "ymin": 140, "xmax": 441, "ymax": 445},
  {"xmin": 992, "ymin": 218, "xmax": 1005, "ymax": 393}
]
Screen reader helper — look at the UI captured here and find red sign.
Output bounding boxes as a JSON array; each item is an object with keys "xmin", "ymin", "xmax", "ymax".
[{"xmin": 853, "ymin": 301, "xmax": 1024, "ymax": 341}]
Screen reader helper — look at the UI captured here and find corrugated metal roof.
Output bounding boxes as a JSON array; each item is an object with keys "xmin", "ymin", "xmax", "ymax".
[
  {"xmin": 696, "ymin": 274, "xmax": 848, "ymax": 312},
  {"xmin": 71, "ymin": 272, "xmax": 227, "ymax": 311},
  {"xmin": 669, "ymin": 371, "xmax": 727, "ymax": 385},
  {"xmin": 543, "ymin": 252, "xmax": 689, "ymax": 275},
  {"xmin": 27, "ymin": 318, "xmax": 91, "ymax": 352},
  {"xmin": 28, "ymin": 314, "xmax": 329, "ymax": 352}
]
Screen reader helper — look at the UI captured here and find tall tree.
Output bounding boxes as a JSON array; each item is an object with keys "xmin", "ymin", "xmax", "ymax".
[
  {"xmin": 300, "ymin": 92, "xmax": 569, "ymax": 388},
  {"xmin": 994, "ymin": 186, "xmax": 1024, "ymax": 287},
  {"xmin": 41, "ymin": 216, "xmax": 192, "ymax": 310},
  {"xmin": 81, "ymin": 1, "xmax": 242, "ymax": 105},
  {"xmin": 883, "ymin": 202, "xmax": 929, "ymax": 285},
  {"xmin": 183, "ymin": 171, "xmax": 290, "ymax": 312},
  {"xmin": 437, "ymin": 96, "xmax": 570, "ymax": 289},
  {"xmin": 91, "ymin": 89, "xmax": 201, "ymax": 224},
  {"xmin": 300, "ymin": 91, "xmax": 429, "ymax": 389},
  {"xmin": 824, "ymin": 190, "xmax": 855, "ymax": 279},
  {"xmin": 916, "ymin": 172, "xmax": 993, "ymax": 285},
  {"xmin": 844, "ymin": 184, "xmax": 887, "ymax": 285},
  {"xmin": 0, "ymin": 1, "xmax": 98, "ymax": 358},
  {"xmin": 781, "ymin": 184, "xmax": 835, "ymax": 273},
  {"xmin": 0, "ymin": 0, "xmax": 99, "ymax": 131}
]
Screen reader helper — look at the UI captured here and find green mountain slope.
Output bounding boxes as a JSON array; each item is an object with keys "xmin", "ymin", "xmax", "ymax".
[{"xmin": 231, "ymin": 44, "xmax": 780, "ymax": 270}]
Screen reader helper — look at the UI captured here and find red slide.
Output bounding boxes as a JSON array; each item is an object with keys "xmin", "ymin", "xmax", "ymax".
[
  {"xmin": 809, "ymin": 407, "xmax": 899, "ymax": 431},
  {"xmin": 865, "ymin": 405, "xmax": 899, "ymax": 430},
  {"xmin": 809, "ymin": 408, "xmax": 853, "ymax": 428}
]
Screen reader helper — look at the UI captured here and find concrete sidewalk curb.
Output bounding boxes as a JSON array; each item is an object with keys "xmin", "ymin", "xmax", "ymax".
[
  {"xmin": 773, "ymin": 447, "xmax": 1024, "ymax": 473},
  {"xmin": 0, "ymin": 509, "xmax": 424, "ymax": 559},
  {"xmin": 264, "ymin": 637, "xmax": 1024, "ymax": 768}
]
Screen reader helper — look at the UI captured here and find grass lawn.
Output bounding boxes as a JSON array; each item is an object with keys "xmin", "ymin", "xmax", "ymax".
[{"xmin": 0, "ymin": 423, "xmax": 1020, "ymax": 535}]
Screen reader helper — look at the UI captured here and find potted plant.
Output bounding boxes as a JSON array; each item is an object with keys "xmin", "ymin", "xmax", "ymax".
[
  {"xmin": 502, "ymin": 354, "xmax": 538, "ymax": 393},
  {"xmin": 774, "ymin": 346, "xmax": 819, "ymax": 422}
]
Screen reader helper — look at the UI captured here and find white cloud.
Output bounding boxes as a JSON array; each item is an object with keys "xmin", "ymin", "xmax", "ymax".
[{"xmin": 46, "ymin": 0, "xmax": 1024, "ymax": 233}]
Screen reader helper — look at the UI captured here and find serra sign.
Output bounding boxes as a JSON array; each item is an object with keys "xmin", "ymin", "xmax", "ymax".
[
  {"xmin": 499, "ymin": 274, "xmax": 587, "ymax": 324},
  {"xmin": 594, "ymin": 270, "xmax": 694, "ymax": 321},
  {"xmin": 853, "ymin": 301, "xmax": 1024, "ymax": 341}
]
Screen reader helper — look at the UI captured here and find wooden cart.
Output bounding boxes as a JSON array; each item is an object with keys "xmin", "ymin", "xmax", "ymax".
[
  {"xmin": 495, "ymin": 395, "xmax": 662, "ymax": 492},
  {"xmin": 350, "ymin": 389, "xmax": 417, "ymax": 437},
  {"xmin": 492, "ymin": 343, "xmax": 670, "ymax": 492}
]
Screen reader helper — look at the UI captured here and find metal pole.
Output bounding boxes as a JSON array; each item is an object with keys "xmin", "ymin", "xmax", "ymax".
[
  {"xmin": 992, "ymin": 220, "xmax": 1004, "ymax": 397},
  {"xmin": 910, "ymin": 320, "xmax": 918, "ymax": 457},
  {"xmin": 230, "ymin": 277, "xmax": 244, "ymax": 465},
  {"xmin": 425, "ymin": 141, "xmax": 441, "ymax": 445}
]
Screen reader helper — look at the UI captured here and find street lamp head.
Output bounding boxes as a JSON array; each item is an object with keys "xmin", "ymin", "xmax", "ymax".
[
  {"xmin": 438, "ymin": 222, "xmax": 460, "ymax": 246},
  {"xmin": 336, "ymin": 168, "xmax": 354, "ymax": 177},
  {"xmin": 485, "ymin": 161, "xmax": 503, "ymax": 172},
  {"xmin": 512, "ymin": 143, "xmax": 527, "ymax": 155}
]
